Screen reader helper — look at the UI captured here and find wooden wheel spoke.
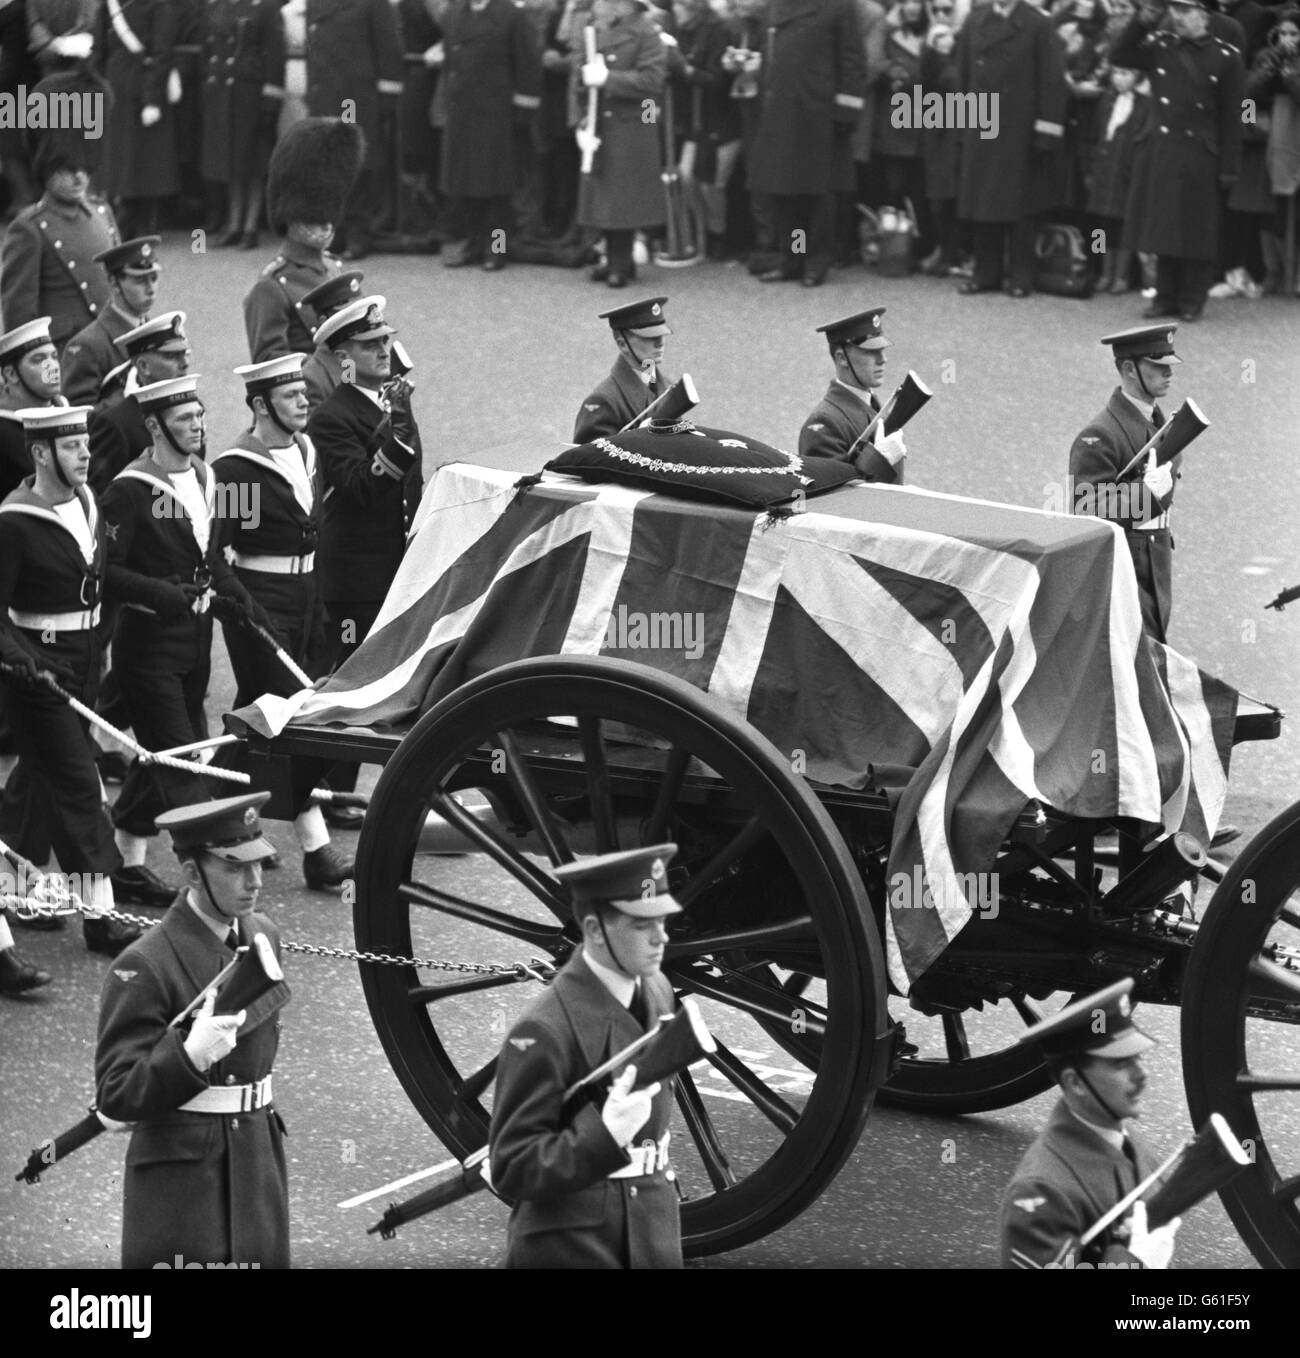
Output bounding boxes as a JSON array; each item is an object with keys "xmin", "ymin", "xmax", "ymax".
[
  {"xmin": 457, "ymin": 1056, "xmax": 499, "ymax": 1104},
  {"xmin": 1272, "ymin": 1174, "xmax": 1300, "ymax": 1205},
  {"xmin": 664, "ymin": 916, "xmax": 816, "ymax": 960},
  {"xmin": 1236, "ymin": 1071, "xmax": 1300, "ymax": 1093},
  {"xmin": 408, "ymin": 972, "xmax": 529, "ymax": 1004},
  {"xmin": 679, "ymin": 961, "xmax": 826, "ymax": 1037},
  {"xmin": 1010, "ymin": 994, "xmax": 1045, "ymax": 1026},
  {"xmin": 577, "ymin": 716, "xmax": 618, "ymax": 852},
  {"xmin": 942, "ymin": 1012, "xmax": 971, "ymax": 1064},
  {"xmin": 1279, "ymin": 907, "xmax": 1300, "ymax": 932},
  {"xmin": 645, "ymin": 745, "xmax": 691, "ymax": 844},
  {"xmin": 398, "ymin": 879, "xmax": 565, "ymax": 950},
  {"xmin": 674, "ymin": 1068, "xmax": 738, "ymax": 1191},
  {"xmin": 676, "ymin": 816, "xmax": 767, "ymax": 908},
  {"xmin": 426, "ymin": 792, "xmax": 570, "ymax": 917},
  {"xmin": 496, "ymin": 729, "xmax": 574, "ymax": 866},
  {"xmin": 706, "ymin": 1040, "xmax": 799, "ymax": 1134}
]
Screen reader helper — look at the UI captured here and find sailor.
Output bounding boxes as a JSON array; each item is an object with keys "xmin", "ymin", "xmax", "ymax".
[
  {"xmin": 999, "ymin": 978, "xmax": 1180, "ymax": 1270},
  {"xmin": 100, "ymin": 375, "xmax": 280, "ymax": 889},
  {"xmin": 0, "ymin": 405, "xmax": 140, "ymax": 959},
  {"xmin": 60, "ymin": 236, "xmax": 162, "ymax": 406},
  {"xmin": 297, "ymin": 269, "xmax": 364, "ymax": 413},
  {"xmin": 798, "ymin": 308, "xmax": 908, "ymax": 481},
  {"xmin": 0, "ymin": 318, "xmax": 64, "ymax": 502},
  {"xmin": 87, "ymin": 311, "xmax": 192, "ymax": 494},
  {"xmin": 490, "ymin": 843, "xmax": 684, "ymax": 1269},
  {"xmin": 573, "ymin": 297, "xmax": 675, "ymax": 444},
  {"xmin": 1068, "ymin": 324, "xmax": 1182, "ymax": 643},
  {"xmin": 211, "ymin": 354, "xmax": 353, "ymax": 889},
  {"xmin": 95, "ymin": 792, "xmax": 291, "ymax": 1270}
]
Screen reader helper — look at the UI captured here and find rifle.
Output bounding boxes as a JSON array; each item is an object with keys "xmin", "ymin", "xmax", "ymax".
[
  {"xmin": 1117, "ymin": 398, "xmax": 1210, "ymax": 479},
  {"xmin": 654, "ymin": 77, "xmax": 703, "ymax": 267},
  {"xmin": 845, "ymin": 370, "xmax": 933, "ymax": 461},
  {"xmin": 617, "ymin": 373, "xmax": 699, "ymax": 432},
  {"xmin": 1266, "ymin": 583, "xmax": 1300, "ymax": 612},
  {"xmin": 576, "ymin": 26, "xmax": 601, "ymax": 175}
]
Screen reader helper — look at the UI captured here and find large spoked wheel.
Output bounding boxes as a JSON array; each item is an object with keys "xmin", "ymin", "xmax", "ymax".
[
  {"xmin": 1181, "ymin": 797, "xmax": 1300, "ymax": 1268},
  {"xmin": 352, "ymin": 656, "xmax": 891, "ymax": 1257}
]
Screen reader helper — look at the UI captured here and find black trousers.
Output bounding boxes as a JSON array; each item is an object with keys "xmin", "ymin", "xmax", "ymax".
[
  {"xmin": 450, "ymin": 195, "xmax": 514, "ymax": 261},
  {"xmin": 770, "ymin": 194, "xmax": 834, "ymax": 280},
  {"xmin": 971, "ymin": 217, "xmax": 1039, "ymax": 292},
  {"xmin": 222, "ymin": 569, "xmax": 327, "ymax": 710},
  {"xmin": 1153, "ymin": 256, "xmax": 1215, "ymax": 315}
]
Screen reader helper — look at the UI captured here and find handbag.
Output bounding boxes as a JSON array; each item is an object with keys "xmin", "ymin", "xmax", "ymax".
[{"xmin": 1034, "ymin": 222, "xmax": 1094, "ymax": 298}]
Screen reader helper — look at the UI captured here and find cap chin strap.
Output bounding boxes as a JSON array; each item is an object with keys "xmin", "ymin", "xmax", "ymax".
[
  {"xmin": 1072, "ymin": 1061, "xmax": 1124, "ymax": 1126},
  {"xmin": 596, "ymin": 910, "xmax": 636, "ymax": 980},
  {"xmin": 1132, "ymin": 359, "xmax": 1156, "ymax": 402},
  {"xmin": 154, "ymin": 408, "xmax": 192, "ymax": 462},
  {"xmin": 619, "ymin": 331, "xmax": 655, "ymax": 381},
  {"xmin": 262, "ymin": 392, "xmax": 296, "ymax": 441},
  {"xmin": 194, "ymin": 856, "xmax": 239, "ymax": 925},
  {"xmin": 841, "ymin": 344, "xmax": 873, "ymax": 393}
]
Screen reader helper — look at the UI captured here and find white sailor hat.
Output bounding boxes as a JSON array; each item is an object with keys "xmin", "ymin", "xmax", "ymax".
[
  {"xmin": 0, "ymin": 318, "xmax": 56, "ymax": 366},
  {"xmin": 314, "ymin": 295, "xmax": 396, "ymax": 349},
  {"xmin": 135, "ymin": 374, "xmax": 202, "ymax": 413},
  {"xmin": 121, "ymin": 310, "xmax": 189, "ymax": 357},
  {"xmin": 18, "ymin": 404, "xmax": 93, "ymax": 442},
  {"xmin": 234, "ymin": 353, "xmax": 308, "ymax": 395}
]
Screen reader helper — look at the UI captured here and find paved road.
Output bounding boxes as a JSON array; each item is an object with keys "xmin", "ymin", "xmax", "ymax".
[{"xmin": 2, "ymin": 241, "xmax": 1297, "ymax": 1270}]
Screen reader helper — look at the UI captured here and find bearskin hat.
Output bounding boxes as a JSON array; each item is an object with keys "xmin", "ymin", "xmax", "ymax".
[
  {"xmin": 266, "ymin": 118, "xmax": 367, "ymax": 235},
  {"xmin": 28, "ymin": 69, "xmax": 115, "ymax": 182}
]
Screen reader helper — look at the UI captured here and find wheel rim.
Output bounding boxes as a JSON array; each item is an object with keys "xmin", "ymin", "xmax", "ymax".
[
  {"xmin": 1181, "ymin": 798, "xmax": 1300, "ymax": 1268},
  {"xmin": 352, "ymin": 656, "xmax": 890, "ymax": 1256}
]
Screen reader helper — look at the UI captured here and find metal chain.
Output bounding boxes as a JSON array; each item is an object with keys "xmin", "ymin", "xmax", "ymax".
[{"xmin": 1, "ymin": 892, "xmax": 553, "ymax": 979}]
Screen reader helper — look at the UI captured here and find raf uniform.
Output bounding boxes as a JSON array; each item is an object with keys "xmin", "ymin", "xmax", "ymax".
[
  {"xmin": 490, "ymin": 844, "xmax": 683, "ymax": 1269},
  {"xmin": 798, "ymin": 307, "xmax": 903, "ymax": 482},
  {"xmin": 573, "ymin": 297, "xmax": 674, "ymax": 444},
  {"xmin": 95, "ymin": 794, "xmax": 291, "ymax": 1270},
  {"xmin": 1000, "ymin": 980, "xmax": 1164, "ymax": 1270},
  {"xmin": 298, "ymin": 269, "xmax": 364, "ymax": 413},
  {"xmin": 1068, "ymin": 325, "xmax": 1183, "ymax": 642},
  {"xmin": 60, "ymin": 237, "xmax": 161, "ymax": 407}
]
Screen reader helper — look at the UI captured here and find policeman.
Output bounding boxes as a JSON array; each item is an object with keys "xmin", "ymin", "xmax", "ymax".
[
  {"xmin": 573, "ymin": 297, "xmax": 676, "ymax": 444},
  {"xmin": 95, "ymin": 792, "xmax": 291, "ymax": 1270},
  {"xmin": 1000, "ymin": 978, "xmax": 1181, "ymax": 1270},
  {"xmin": 490, "ymin": 843, "xmax": 684, "ymax": 1269},
  {"xmin": 100, "ymin": 375, "xmax": 278, "ymax": 892},
  {"xmin": 0, "ymin": 406, "xmax": 140, "ymax": 958},
  {"xmin": 87, "ymin": 311, "xmax": 192, "ymax": 494},
  {"xmin": 298, "ymin": 269, "xmax": 364, "ymax": 412},
  {"xmin": 212, "ymin": 354, "xmax": 353, "ymax": 889},
  {"xmin": 0, "ymin": 318, "xmax": 64, "ymax": 501},
  {"xmin": 798, "ymin": 308, "xmax": 907, "ymax": 482},
  {"xmin": 60, "ymin": 236, "xmax": 161, "ymax": 406},
  {"xmin": 1068, "ymin": 324, "xmax": 1182, "ymax": 643}
]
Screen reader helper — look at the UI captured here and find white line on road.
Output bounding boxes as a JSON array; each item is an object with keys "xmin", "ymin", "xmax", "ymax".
[{"xmin": 337, "ymin": 1157, "xmax": 460, "ymax": 1210}]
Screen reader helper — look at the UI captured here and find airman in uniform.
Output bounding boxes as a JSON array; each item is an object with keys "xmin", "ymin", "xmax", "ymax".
[
  {"xmin": 573, "ymin": 297, "xmax": 675, "ymax": 444},
  {"xmin": 798, "ymin": 307, "xmax": 907, "ymax": 481},
  {"xmin": 298, "ymin": 269, "xmax": 364, "ymax": 412}
]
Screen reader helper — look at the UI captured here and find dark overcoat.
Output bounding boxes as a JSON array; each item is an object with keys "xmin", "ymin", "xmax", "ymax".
[
  {"xmin": 61, "ymin": 303, "xmax": 140, "ymax": 406},
  {"xmin": 98, "ymin": 0, "xmax": 181, "ymax": 199},
  {"xmin": 438, "ymin": 0, "xmax": 542, "ymax": 199},
  {"xmin": 797, "ymin": 380, "xmax": 900, "ymax": 482},
  {"xmin": 308, "ymin": 381, "xmax": 423, "ymax": 605},
  {"xmin": 999, "ymin": 1097, "xmax": 1162, "ymax": 1269},
  {"xmin": 747, "ymin": 0, "xmax": 866, "ymax": 197},
  {"xmin": 574, "ymin": 14, "xmax": 668, "ymax": 231},
  {"xmin": 572, "ymin": 354, "xmax": 670, "ymax": 444},
  {"xmin": 95, "ymin": 897, "xmax": 291, "ymax": 1270},
  {"xmin": 1068, "ymin": 386, "xmax": 1182, "ymax": 643},
  {"xmin": 955, "ymin": 0, "xmax": 1067, "ymax": 222},
  {"xmin": 1111, "ymin": 20, "xmax": 1244, "ymax": 259},
  {"xmin": 200, "ymin": 0, "xmax": 287, "ymax": 183},
  {"xmin": 489, "ymin": 952, "xmax": 682, "ymax": 1269},
  {"xmin": 871, "ymin": 28, "xmax": 925, "ymax": 160},
  {"xmin": 303, "ymin": 0, "xmax": 405, "ymax": 145},
  {"xmin": 0, "ymin": 412, "xmax": 31, "ymax": 501},
  {"xmin": 1085, "ymin": 89, "xmax": 1150, "ymax": 222},
  {"xmin": 88, "ymin": 391, "xmax": 150, "ymax": 494}
]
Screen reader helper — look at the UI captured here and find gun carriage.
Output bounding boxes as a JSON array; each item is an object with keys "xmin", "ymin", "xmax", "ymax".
[{"xmin": 227, "ymin": 442, "xmax": 1297, "ymax": 1267}]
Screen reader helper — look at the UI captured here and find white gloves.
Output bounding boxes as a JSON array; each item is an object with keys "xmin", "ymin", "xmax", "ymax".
[
  {"xmin": 141, "ymin": 105, "xmax": 162, "ymax": 128},
  {"xmin": 167, "ymin": 69, "xmax": 183, "ymax": 104},
  {"xmin": 423, "ymin": 42, "xmax": 445, "ymax": 68},
  {"xmin": 52, "ymin": 32, "xmax": 94, "ymax": 59},
  {"xmin": 1142, "ymin": 459, "xmax": 1174, "ymax": 502},
  {"xmin": 1125, "ymin": 1200, "xmax": 1180, "ymax": 1270},
  {"xmin": 582, "ymin": 57, "xmax": 609, "ymax": 89},
  {"xmin": 183, "ymin": 989, "xmax": 245, "ymax": 1073},
  {"xmin": 873, "ymin": 427, "xmax": 908, "ymax": 467},
  {"xmin": 601, "ymin": 1064, "xmax": 659, "ymax": 1148}
]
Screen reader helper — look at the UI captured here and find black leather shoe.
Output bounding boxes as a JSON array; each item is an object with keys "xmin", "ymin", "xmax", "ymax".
[
  {"xmin": 1007, "ymin": 285, "xmax": 1030, "ymax": 298},
  {"xmin": 589, "ymin": 263, "xmax": 610, "ymax": 282},
  {"xmin": 96, "ymin": 750, "xmax": 130, "ymax": 785},
  {"xmin": 84, "ymin": 917, "xmax": 142, "ymax": 957},
  {"xmin": 1141, "ymin": 300, "xmax": 1177, "ymax": 319},
  {"xmin": 323, "ymin": 803, "xmax": 365, "ymax": 831},
  {"xmin": 216, "ymin": 227, "xmax": 242, "ymax": 248},
  {"xmin": 11, "ymin": 907, "xmax": 65, "ymax": 931},
  {"xmin": 240, "ymin": 229, "xmax": 260, "ymax": 250},
  {"xmin": 958, "ymin": 280, "xmax": 997, "ymax": 295},
  {"xmin": 605, "ymin": 272, "xmax": 628, "ymax": 289},
  {"xmin": 758, "ymin": 268, "xmax": 794, "ymax": 283},
  {"xmin": 303, "ymin": 844, "xmax": 354, "ymax": 890},
  {"xmin": 0, "ymin": 948, "xmax": 52, "ymax": 993},
  {"xmin": 111, "ymin": 864, "xmax": 176, "ymax": 906}
]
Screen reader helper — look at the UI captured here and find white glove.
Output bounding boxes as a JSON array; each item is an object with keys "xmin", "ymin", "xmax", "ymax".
[
  {"xmin": 1141, "ymin": 459, "xmax": 1173, "ymax": 502},
  {"xmin": 660, "ymin": 31, "xmax": 679, "ymax": 47},
  {"xmin": 582, "ymin": 57, "xmax": 609, "ymax": 89},
  {"xmin": 190, "ymin": 588, "xmax": 213, "ymax": 616},
  {"xmin": 167, "ymin": 68, "xmax": 183, "ymax": 104},
  {"xmin": 141, "ymin": 105, "xmax": 162, "ymax": 128},
  {"xmin": 873, "ymin": 427, "xmax": 908, "ymax": 467},
  {"xmin": 744, "ymin": 51, "xmax": 762, "ymax": 73},
  {"xmin": 600, "ymin": 1064, "xmax": 659, "ymax": 1148},
  {"xmin": 182, "ymin": 989, "xmax": 245, "ymax": 1073},
  {"xmin": 53, "ymin": 31, "xmax": 94, "ymax": 59},
  {"xmin": 1125, "ymin": 1200, "xmax": 1180, "ymax": 1270},
  {"xmin": 423, "ymin": 42, "xmax": 445, "ymax": 68}
]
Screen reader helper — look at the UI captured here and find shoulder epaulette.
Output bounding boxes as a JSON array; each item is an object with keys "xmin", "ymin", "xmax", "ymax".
[{"xmin": 260, "ymin": 256, "xmax": 287, "ymax": 277}]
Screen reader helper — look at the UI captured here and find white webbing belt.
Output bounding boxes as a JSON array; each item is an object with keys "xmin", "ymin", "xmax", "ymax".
[
  {"xmin": 179, "ymin": 1075, "xmax": 273, "ymax": 1114},
  {"xmin": 8, "ymin": 605, "xmax": 100, "ymax": 630},
  {"xmin": 232, "ymin": 550, "xmax": 315, "ymax": 574},
  {"xmin": 608, "ymin": 1131, "xmax": 671, "ymax": 1178}
]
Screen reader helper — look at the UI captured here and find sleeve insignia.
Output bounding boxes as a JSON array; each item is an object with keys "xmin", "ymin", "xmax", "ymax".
[
  {"xmin": 1080, "ymin": 436, "xmax": 1099, "ymax": 445},
  {"xmin": 508, "ymin": 1036, "xmax": 536, "ymax": 1051},
  {"xmin": 807, "ymin": 423, "xmax": 824, "ymax": 432},
  {"xmin": 112, "ymin": 969, "xmax": 137, "ymax": 982},
  {"xmin": 584, "ymin": 404, "xmax": 600, "ymax": 412},
  {"xmin": 718, "ymin": 438, "xmax": 748, "ymax": 449},
  {"xmin": 1014, "ymin": 1196, "xmax": 1046, "ymax": 1213}
]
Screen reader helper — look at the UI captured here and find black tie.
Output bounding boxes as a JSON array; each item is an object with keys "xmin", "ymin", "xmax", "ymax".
[
  {"xmin": 628, "ymin": 983, "xmax": 649, "ymax": 1031},
  {"xmin": 225, "ymin": 927, "xmax": 240, "ymax": 953},
  {"xmin": 1122, "ymin": 1135, "xmax": 1139, "ymax": 1183},
  {"xmin": 1151, "ymin": 406, "xmax": 1165, "ymax": 430}
]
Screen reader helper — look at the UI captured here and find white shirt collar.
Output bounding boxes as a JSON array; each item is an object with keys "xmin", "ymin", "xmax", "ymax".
[
  {"xmin": 834, "ymin": 378, "xmax": 878, "ymax": 410},
  {"xmin": 583, "ymin": 947, "xmax": 637, "ymax": 1008},
  {"xmin": 1068, "ymin": 1103, "xmax": 1127, "ymax": 1151},
  {"xmin": 1120, "ymin": 387, "xmax": 1155, "ymax": 421},
  {"xmin": 186, "ymin": 891, "xmax": 234, "ymax": 942},
  {"xmin": 354, "ymin": 384, "xmax": 386, "ymax": 409}
]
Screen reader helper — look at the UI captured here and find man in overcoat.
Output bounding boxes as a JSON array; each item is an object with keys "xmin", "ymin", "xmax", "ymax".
[
  {"xmin": 1111, "ymin": 0, "xmax": 1245, "ymax": 321},
  {"xmin": 573, "ymin": 295, "xmax": 674, "ymax": 442},
  {"xmin": 438, "ymin": 0, "xmax": 543, "ymax": 270},
  {"xmin": 1000, "ymin": 979, "xmax": 1180, "ymax": 1270},
  {"xmin": 61, "ymin": 237, "xmax": 161, "ymax": 406},
  {"xmin": 1068, "ymin": 323, "xmax": 1182, "ymax": 642},
  {"xmin": 490, "ymin": 843, "xmax": 683, "ymax": 1269},
  {"xmin": 955, "ymin": 0, "xmax": 1067, "ymax": 297},
  {"xmin": 798, "ymin": 306, "xmax": 907, "ymax": 479},
  {"xmin": 746, "ymin": 0, "xmax": 866, "ymax": 287},
  {"xmin": 95, "ymin": 792, "xmax": 291, "ymax": 1270}
]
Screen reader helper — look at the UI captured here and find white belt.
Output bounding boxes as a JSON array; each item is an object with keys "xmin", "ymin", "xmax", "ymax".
[
  {"xmin": 232, "ymin": 551, "xmax": 315, "ymax": 575},
  {"xmin": 609, "ymin": 1132, "xmax": 671, "ymax": 1179},
  {"xmin": 8, "ymin": 605, "xmax": 100, "ymax": 631},
  {"xmin": 179, "ymin": 1075, "xmax": 273, "ymax": 1114},
  {"xmin": 1132, "ymin": 513, "xmax": 1170, "ymax": 533}
]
